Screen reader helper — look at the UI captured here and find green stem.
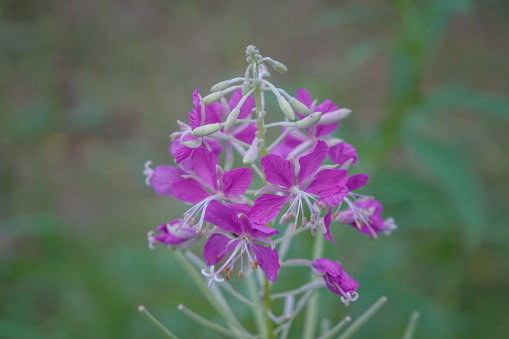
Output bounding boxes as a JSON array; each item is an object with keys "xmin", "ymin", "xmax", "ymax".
[
  {"xmin": 402, "ymin": 311, "xmax": 420, "ymax": 339},
  {"xmin": 178, "ymin": 304, "xmax": 236, "ymax": 338},
  {"xmin": 302, "ymin": 233, "xmax": 324, "ymax": 339},
  {"xmin": 337, "ymin": 296, "xmax": 388, "ymax": 339},
  {"xmin": 138, "ymin": 305, "xmax": 179, "ymax": 339},
  {"xmin": 251, "ymin": 57, "xmax": 273, "ymax": 338},
  {"xmin": 172, "ymin": 251, "xmax": 244, "ymax": 336}
]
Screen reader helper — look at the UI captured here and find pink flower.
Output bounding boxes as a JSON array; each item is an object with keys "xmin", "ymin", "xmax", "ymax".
[
  {"xmin": 147, "ymin": 220, "xmax": 201, "ymax": 250},
  {"xmin": 312, "ymin": 258, "xmax": 359, "ymax": 306},
  {"xmin": 201, "ymin": 201, "xmax": 280, "ymax": 286},
  {"xmin": 170, "ymin": 148, "xmax": 252, "ymax": 231},
  {"xmin": 248, "ymin": 140, "xmax": 348, "ymax": 232}
]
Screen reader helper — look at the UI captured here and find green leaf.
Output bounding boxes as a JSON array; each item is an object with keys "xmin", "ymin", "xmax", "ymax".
[{"xmin": 409, "ymin": 137, "xmax": 487, "ymax": 248}]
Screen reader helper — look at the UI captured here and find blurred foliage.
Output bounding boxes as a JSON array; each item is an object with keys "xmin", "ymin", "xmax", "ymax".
[{"xmin": 1, "ymin": 0, "xmax": 509, "ymax": 338}]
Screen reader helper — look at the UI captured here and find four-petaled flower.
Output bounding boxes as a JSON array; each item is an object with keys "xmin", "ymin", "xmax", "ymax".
[
  {"xmin": 201, "ymin": 200, "xmax": 280, "ymax": 286},
  {"xmin": 249, "ymin": 140, "xmax": 348, "ymax": 236},
  {"xmin": 312, "ymin": 258, "xmax": 359, "ymax": 306}
]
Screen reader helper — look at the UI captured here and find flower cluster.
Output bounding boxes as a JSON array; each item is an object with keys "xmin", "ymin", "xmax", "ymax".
[{"xmin": 144, "ymin": 46, "xmax": 396, "ymax": 308}]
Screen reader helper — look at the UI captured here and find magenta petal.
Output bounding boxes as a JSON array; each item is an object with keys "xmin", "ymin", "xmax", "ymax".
[
  {"xmin": 296, "ymin": 89, "xmax": 313, "ymax": 109},
  {"xmin": 298, "ymin": 140, "xmax": 329, "ymax": 186},
  {"xmin": 346, "ymin": 174, "xmax": 369, "ymax": 191},
  {"xmin": 329, "ymin": 142, "xmax": 358, "ymax": 166},
  {"xmin": 192, "ymin": 148, "xmax": 219, "ymax": 192},
  {"xmin": 229, "ymin": 89, "xmax": 255, "ymax": 119},
  {"xmin": 172, "ymin": 179, "xmax": 210, "ymax": 204},
  {"xmin": 204, "ymin": 233, "xmax": 236, "ymax": 266},
  {"xmin": 304, "ymin": 169, "xmax": 348, "ymax": 197},
  {"xmin": 174, "ymin": 144, "xmax": 194, "ymax": 164},
  {"xmin": 340, "ymin": 271, "xmax": 359, "ymax": 294},
  {"xmin": 151, "ymin": 165, "xmax": 184, "ymax": 195},
  {"xmin": 232, "ymin": 123, "xmax": 257, "ymax": 144},
  {"xmin": 321, "ymin": 186, "xmax": 349, "ymax": 207},
  {"xmin": 261, "ymin": 154, "xmax": 295, "ymax": 188},
  {"xmin": 252, "ymin": 244, "xmax": 280, "ymax": 282},
  {"xmin": 222, "ymin": 168, "xmax": 253, "ymax": 196},
  {"xmin": 227, "ymin": 203, "xmax": 252, "ymax": 215},
  {"xmin": 323, "ymin": 209, "xmax": 336, "ymax": 244},
  {"xmin": 248, "ymin": 194, "xmax": 291, "ymax": 225},
  {"xmin": 204, "ymin": 102, "xmax": 223, "ymax": 125},
  {"xmin": 204, "ymin": 200, "xmax": 243, "ymax": 234},
  {"xmin": 313, "ymin": 258, "xmax": 343, "ymax": 277},
  {"xmin": 250, "ymin": 222, "xmax": 279, "ymax": 239}
]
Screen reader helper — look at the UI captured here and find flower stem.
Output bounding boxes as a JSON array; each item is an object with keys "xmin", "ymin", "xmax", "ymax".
[
  {"xmin": 138, "ymin": 305, "xmax": 179, "ymax": 339},
  {"xmin": 302, "ymin": 233, "xmax": 324, "ymax": 339},
  {"xmin": 337, "ymin": 296, "xmax": 388, "ymax": 339},
  {"xmin": 402, "ymin": 311, "xmax": 420, "ymax": 339}
]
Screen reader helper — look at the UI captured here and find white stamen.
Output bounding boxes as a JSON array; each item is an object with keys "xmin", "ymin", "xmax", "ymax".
[{"xmin": 143, "ymin": 161, "xmax": 154, "ymax": 186}]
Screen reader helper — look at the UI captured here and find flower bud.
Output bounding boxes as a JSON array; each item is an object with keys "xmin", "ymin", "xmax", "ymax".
[
  {"xmin": 268, "ymin": 60, "xmax": 288, "ymax": 73},
  {"xmin": 191, "ymin": 123, "xmax": 222, "ymax": 137},
  {"xmin": 289, "ymin": 98, "xmax": 311, "ymax": 116},
  {"xmin": 317, "ymin": 109, "xmax": 352, "ymax": 125},
  {"xmin": 242, "ymin": 80, "xmax": 251, "ymax": 96},
  {"xmin": 225, "ymin": 108, "xmax": 240, "ymax": 131},
  {"xmin": 296, "ymin": 112, "xmax": 322, "ymax": 128},
  {"xmin": 182, "ymin": 138, "xmax": 202, "ymax": 148},
  {"xmin": 210, "ymin": 80, "xmax": 229, "ymax": 92},
  {"xmin": 202, "ymin": 91, "xmax": 223, "ymax": 105},
  {"xmin": 243, "ymin": 137, "xmax": 259, "ymax": 166},
  {"xmin": 278, "ymin": 96, "xmax": 295, "ymax": 120}
]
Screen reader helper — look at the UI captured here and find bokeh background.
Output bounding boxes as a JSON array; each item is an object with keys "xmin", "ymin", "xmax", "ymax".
[{"xmin": 1, "ymin": 0, "xmax": 508, "ymax": 338}]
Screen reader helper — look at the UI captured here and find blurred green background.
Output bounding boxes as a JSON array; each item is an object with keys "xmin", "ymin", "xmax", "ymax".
[{"xmin": 1, "ymin": 0, "xmax": 508, "ymax": 338}]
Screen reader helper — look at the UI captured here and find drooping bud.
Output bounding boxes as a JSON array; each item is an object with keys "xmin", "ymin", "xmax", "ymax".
[
  {"xmin": 317, "ymin": 109, "xmax": 352, "ymax": 125},
  {"xmin": 191, "ymin": 123, "xmax": 222, "ymax": 137},
  {"xmin": 289, "ymin": 98, "xmax": 311, "ymax": 116},
  {"xmin": 266, "ymin": 58, "xmax": 288, "ymax": 73},
  {"xmin": 182, "ymin": 138, "xmax": 202, "ymax": 148},
  {"xmin": 242, "ymin": 80, "xmax": 251, "ymax": 96},
  {"xmin": 278, "ymin": 96, "xmax": 295, "ymax": 120},
  {"xmin": 296, "ymin": 112, "xmax": 322, "ymax": 128},
  {"xmin": 243, "ymin": 137, "xmax": 260, "ymax": 166},
  {"xmin": 202, "ymin": 91, "xmax": 223, "ymax": 105},
  {"xmin": 210, "ymin": 80, "xmax": 230, "ymax": 92},
  {"xmin": 225, "ymin": 108, "xmax": 240, "ymax": 131}
]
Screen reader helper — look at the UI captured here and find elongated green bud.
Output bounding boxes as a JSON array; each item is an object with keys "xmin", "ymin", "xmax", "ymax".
[
  {"xmin": 278, "ymin": 96, "xmax": 295, "ymax": 120},
  {"xmin": 242, "ymin": 80, "xmax": 251, "ymax": 96},
  {"xmin": 289, "ymin": 98, "xmax": 311, "ymax": 116},
  {"xmin": 267, "ymin": 59, "xmax": 288, "ymax": 73},
  {"xmin": 191, "ymin": 123, "xmax": 221, "ymax": 137},
  {"xmin": 296, "ymin": 112, "xmax": 322, "ymax": 128},
  {"xmin": 182, "ymin": 138, "xmax": 202, "ymax": 148},
  {"xmin": 210, "ymin": 81, "xmax": 229, "ymax": 92},
  {"xmin": 243, "ymin": 137, "xmax": 259, "ymax": 166},
  {"xmin": 202, "ymin": 92, "xmax": 223, "ymax": 105},
  {"xmin": 225, "ymin": 108, "xmax": 240, "ymax": 131},
  {"xmin": 317, "ymin": 108, "xmax": 352, "ymax": 125}
]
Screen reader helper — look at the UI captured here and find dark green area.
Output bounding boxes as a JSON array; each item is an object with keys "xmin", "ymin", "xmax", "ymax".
[{"xmin": 1, "ymin": 0, "xmax": 508, "ymax": 338}]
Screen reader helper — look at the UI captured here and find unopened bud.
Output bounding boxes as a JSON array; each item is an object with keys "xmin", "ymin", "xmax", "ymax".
[
  {"xmin": 243, "ymin": 137, "xmax": 259, "ymax": 166},
  {"xmin": 242, "ymin": 80, "xmax": 251, "ymax": 96},
  {"xmin": 191, "ymin": 123, "xmax": 222, "ymax": 137},
  {"xmin": 202, "ymin": 91, "xmax": 223, "ymax": 105},
  {"xmin": 317, "ymin": 109, "xmax": 352, "ymax": 125},
  {"xmin": 267, "ymin": 59, "xmax": 288, "ymax": 73},
  {"xmin": 289, "ymin": 98, "xmax": 311, "ymax": 116},
  {"xmin": 210, "ymin": 80, "xmax": 229, "ymax": 92},
  {"xmin": 296, "ymin": 112, "xmax": 322, "ymax": 128},
  {"xmin": 182, "ymin": 138, "xmax": 202, "ymax": 148},
  {"xmin": 278, "ymin": 96, "xmax": 295, "ymax": 120},
  {"xmin": 225, "ymin": 108, "xmax": 240, "ymax": 131}
]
